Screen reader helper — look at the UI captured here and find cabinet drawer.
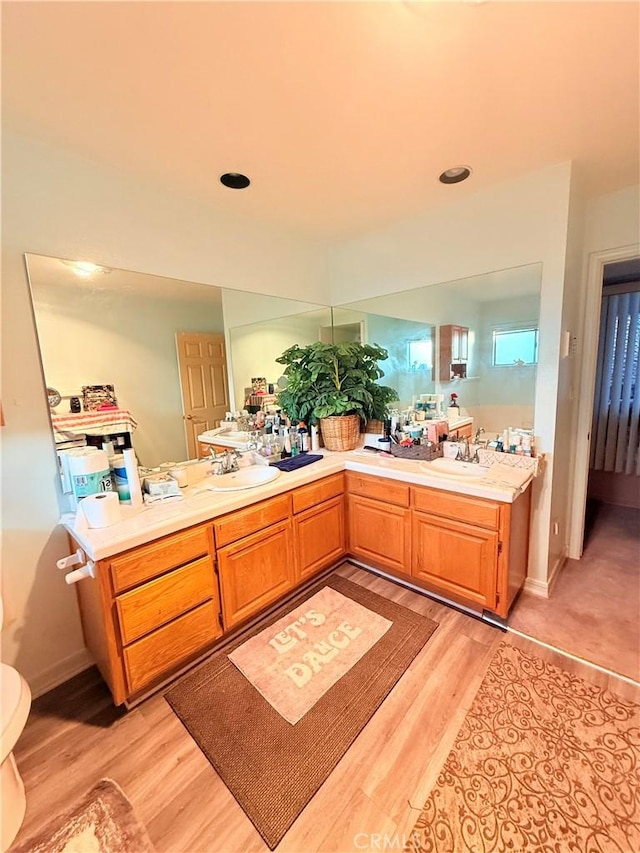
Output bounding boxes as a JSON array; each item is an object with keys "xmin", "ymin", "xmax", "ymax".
[
  {"xmin": 292, "ymin": 473, "xmax": 344, "ymax": 514},
  {"xmin": 214, "ymin": 493, "xmax": 291, "ymax": 548},
  {"xmin": 123, "ymin": 600, "xmax": 220, "ymax": 695},
  {"xmin": 346, "ymin": 472, "xmax": 410, "ymax": 507},
  {"xmin": 116, "ymin": 556, "xmax": 217, "ymax": 645},
  {"xmin": 111, "ymin": 525, "xmax": 210, "ymax": 593},
  {"xmin": 412, "ymin": 486, "xmax": 500, "ymax": 530}
]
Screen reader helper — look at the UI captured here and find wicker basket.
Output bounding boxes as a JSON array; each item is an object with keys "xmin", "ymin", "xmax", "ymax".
[
  {"xmin": 390, "ymin": 441, "xmax": 444, "ymax": 461},
  {"xmin": 320, "ymin": 415, "xmax": 361, "ymax": 451},
  {"xmin": 364, "ymin": 419, "xmax": 385, "ymax": 435}
]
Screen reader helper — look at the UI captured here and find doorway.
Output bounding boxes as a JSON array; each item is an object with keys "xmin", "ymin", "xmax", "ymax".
[
  {"xmin": 569, "ymin": 245, "xmax": 640, "ymax": 558},
  {"xmin": 508, "ymin": 250, "xmax": 640, "ymax": 681},
  {"xmin": 176, "ymin": 332, "xmax": 230, "ymax": 458}
]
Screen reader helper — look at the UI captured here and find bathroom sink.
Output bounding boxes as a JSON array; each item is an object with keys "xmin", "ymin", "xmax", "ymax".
[
  {"xmin": 198, "ymin": 429, "xmax": 252, "ymax": 449},
  {"xmin": 419, "ymin": 458, "xmax": 487, "ymax": 479},
  {"xmin": 197, "ymin": 466, "xmax": 280, "ymax": 492}
]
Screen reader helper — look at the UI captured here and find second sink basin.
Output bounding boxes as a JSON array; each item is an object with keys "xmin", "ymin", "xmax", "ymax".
[
  {"xmin": 198, "ymin": 466, "xmax": 280, "ymax": 492},
  {"xmin": 419, "ymin": 458, "xmax": 487, "ymax": 479}
]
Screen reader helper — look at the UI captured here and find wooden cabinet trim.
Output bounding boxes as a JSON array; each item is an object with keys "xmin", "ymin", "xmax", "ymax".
[
  {"xmin": 116, "ymin": 556, "xmax": 217, "ymax": 645},
  {"xmin": 214, "ymin": 493, "xmax": 291, "ymax": 549},
  {"xmin": 110, "ymin": 525, "xmax": 210, "ymax": 593},
  {"xmin": 124, "ymin": 599, "xmax": 221, "ymax": 695},
  {"xmin": 346, "ymin": 471, "xmax": 410, "ymax": 507},
  {"xmin": 412, "ymin": 512, "xmax": 498, "ymax": 610},
  {"xmin": 292, "ymin": 473, "xmax": 344, "ymax": 514},
  {"xmin": 347, "ymin": 493, "xmax": 411, "ymax": 576},
  {"xmin": 217, "ymin": 519, "xmax": 296, "ymax": 630},
  {"xmin": 294, "ymin": 495, "xmax": 345, "ymax": 580},
  {"xmin": 411, "ymin": 485, "xmax": 500, "ymax": 530}
]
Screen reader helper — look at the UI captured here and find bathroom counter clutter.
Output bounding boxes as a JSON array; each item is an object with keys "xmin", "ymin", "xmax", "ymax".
[
  {"xmin": 51, "ymin": 407, "xmax": 137, "ymax": 442},
  {"xmin": 61, "ymin": 450, "xmax": 533, "ymax": 562},
  {"xmin": 61, "ymin": 449, "xmax": 535, "ymax": 705}
]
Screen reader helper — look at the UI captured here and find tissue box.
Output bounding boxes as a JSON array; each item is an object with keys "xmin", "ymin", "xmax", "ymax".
[{"xmin": 143, "ymin": 473, "xmax": 182, "ymax": 497}]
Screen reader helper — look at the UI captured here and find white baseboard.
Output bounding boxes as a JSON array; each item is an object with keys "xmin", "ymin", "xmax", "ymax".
[
  {"xmin": 523, "ymin": 577, "xmax": 550, "ymax": 597},
  {"xmin": 523, "ymin": 551, "xmax": 567, "ymax": 599},
  {"xmin": 28, "ymin": 648, "xmax": 94, "ymax": 699}
]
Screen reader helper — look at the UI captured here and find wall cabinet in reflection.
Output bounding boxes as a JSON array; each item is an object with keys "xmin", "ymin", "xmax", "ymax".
[{"xmin": 439, "ymin": 324, "xmax": 469, "ymax": 381}]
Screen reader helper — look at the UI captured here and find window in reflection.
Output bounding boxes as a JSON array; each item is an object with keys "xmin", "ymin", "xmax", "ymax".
[{"xmin": 493, "ymin": 326, "xmax": 539, "ymax": 366}]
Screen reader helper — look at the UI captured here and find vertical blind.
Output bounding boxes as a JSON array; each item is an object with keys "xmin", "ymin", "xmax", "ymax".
[{"xmin": 590, "ymin": 290, "xmax": 640, "ymax": 474}]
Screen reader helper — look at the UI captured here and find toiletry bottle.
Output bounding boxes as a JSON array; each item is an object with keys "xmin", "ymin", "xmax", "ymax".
[
  {"xmin": 281, "ymin": 427, "xmax": 291, "ymax": 458},
  {"xmin": 289, "ymin": 426, "xmax": 299, "ymax": 457},
  {"xmin": 298, "ymin": 422, "xmax": 309, "ymax": 452}
]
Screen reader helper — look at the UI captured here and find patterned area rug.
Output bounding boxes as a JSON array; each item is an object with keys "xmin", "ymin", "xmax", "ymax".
[
  {"xmin": 166, "ymin": 573, "xmax": 438, "ymax": 849},
  {"xmin": 12, "ymin": 779, "xmax": 154, "ymax": 853},
  {"xmin": 407, "ymin": 642, "xmax": 640, "ymax": 853}
]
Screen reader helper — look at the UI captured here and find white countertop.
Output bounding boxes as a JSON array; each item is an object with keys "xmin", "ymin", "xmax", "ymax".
[{"xmin": 62, "ymin": 449, "xmax": 533, "ymax": 561}]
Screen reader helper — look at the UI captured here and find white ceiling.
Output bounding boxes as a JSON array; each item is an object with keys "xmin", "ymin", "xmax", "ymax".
[{"xmin": 3, "ymin": 1, "xmax": 639, "ymax": 242}]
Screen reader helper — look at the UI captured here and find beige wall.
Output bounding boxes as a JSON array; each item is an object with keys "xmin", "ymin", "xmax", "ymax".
[
  {"xmin": 1, "ymin": 132, "xmax": 328, "ymax": 695},
  {"xmin": 329, "ymin": 163, "xmax": 573, "ymax": 592},
  {"xmin": 2, "ymin": 128, "xmax": 638, "ymax": 694}
]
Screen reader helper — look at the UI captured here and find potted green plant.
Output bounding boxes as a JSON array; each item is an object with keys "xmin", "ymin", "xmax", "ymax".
[{"xmin": 275, "ymin": 341, "xmax": 398, "ymax": 451}]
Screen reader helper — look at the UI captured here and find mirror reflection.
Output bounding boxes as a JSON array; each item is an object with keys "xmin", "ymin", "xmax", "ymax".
[
  {"xmin": 25, "ymin": 254, "xmax": 328, "ymax": 468},
  {"xmin": 334, "ymin": 263, "xmax": 542, "ymax": 435},
  {"xmin": 27, "ymin": 252, "xmax": 542, "ymax": 474}
]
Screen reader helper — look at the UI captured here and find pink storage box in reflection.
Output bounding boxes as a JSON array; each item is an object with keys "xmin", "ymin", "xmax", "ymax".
[{"xmin": 425, "ymin": 420, "xmax": 449, "ymax": 443}]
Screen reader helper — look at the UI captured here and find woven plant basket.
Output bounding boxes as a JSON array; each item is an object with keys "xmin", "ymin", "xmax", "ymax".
[{"xmin": 320, "ymin": 415, "xmax": 361, "ymax": 451}]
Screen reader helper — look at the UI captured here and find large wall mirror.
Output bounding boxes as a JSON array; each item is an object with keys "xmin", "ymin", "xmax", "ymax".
[
  {"xmin": 334, "ymin": 263, "xmax": 542, "ymax": 435},
  {"xmin": 27, "ymin": 253, "xmax": 542, "ymax": 474},
  {"xmin": 26, "ymin": 253, "xmax": 329, "ymax": 468}
]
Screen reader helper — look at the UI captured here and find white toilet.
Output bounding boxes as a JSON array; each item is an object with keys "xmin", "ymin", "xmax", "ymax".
[{"xmin": 1, "ymin": 602, "xmax": 32, "ymax": 852}]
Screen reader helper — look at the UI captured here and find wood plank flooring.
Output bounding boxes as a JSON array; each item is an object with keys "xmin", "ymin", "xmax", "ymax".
[{"xmin": 12, "ymin": 563, "xmax": 639, "ymax": 853}]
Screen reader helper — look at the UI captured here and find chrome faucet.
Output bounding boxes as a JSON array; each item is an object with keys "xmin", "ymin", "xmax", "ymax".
[
  {"xmin": 456, "ymin": 436, "xmax": 472, "ymax": 462},
  {"xmin": 209, "ymin": 448, "xmax": 241, "ymax": 475}
]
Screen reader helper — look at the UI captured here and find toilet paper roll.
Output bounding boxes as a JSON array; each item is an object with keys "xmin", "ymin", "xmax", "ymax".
[
  {"xmin": 68, "ymin": 448, "xmax": 109, "ymax": 476},
  {"xmin": 68, "ymin": 449, "xmax": 112, "ymax": 502},
  {"xmin": 81, "ymin": 492, "xmax": 122, "ymax": 528}
]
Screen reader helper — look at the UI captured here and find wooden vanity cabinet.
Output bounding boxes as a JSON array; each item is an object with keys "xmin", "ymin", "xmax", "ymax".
[
  {"xmin": 293, "ymin": 473, "xmax": 345, "ymax": 581},
  {"xmin": 344, "ymin": 471, "xmax": 530, "ymax": 619},
  {"xmin": 213, "ymin": 494, "xmax": 296, "ymax": 630},
  {"xmin": 439, "ymin": 324, "xmax": 469, "ymax": 381},
  {"xmin": 448, "ymin": 422, "xmax": 473, "ymax": 441},
  {"xmin": 411, "ymin": 484, "xmax": 531, "ymax": 618},
  {"xmin": 345, "ymin": 472, "xmax": 411, "ymax": 576},
  {"xmin": 75, "ymin": 522, "xmax": 221, "ymax": 705}
]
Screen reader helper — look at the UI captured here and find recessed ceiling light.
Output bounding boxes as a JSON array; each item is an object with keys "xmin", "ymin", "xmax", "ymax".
[
  {"xmin": 220, "ymin": 172, "xmax": 251, "ymax": 190},
  {"xmin": 439, "ymin": 166, "xmax": 472, "ymax": 185}
]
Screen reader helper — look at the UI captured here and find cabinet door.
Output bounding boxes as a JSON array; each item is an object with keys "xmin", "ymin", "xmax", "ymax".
[
  {"xmin": 218, "ymin": 520, "xmax": 295, "ymax": 630},
  {"xmin": 451, "ymin": 325, "xmax": 461, "ymax": 360},
  {"xmin": 347, "ymin": 494, "xmax": 410, "ymax": 575},
  {"xmin": 459, "ymin": 326, "xmax": 469, "ymax": 360},
  {"xmin": 294, "ymin": 496, "xmax": 345, "ymax": 581},
  {"xmin": 412, "ymin": 512, "xmax": 498, "ymax": 610}
]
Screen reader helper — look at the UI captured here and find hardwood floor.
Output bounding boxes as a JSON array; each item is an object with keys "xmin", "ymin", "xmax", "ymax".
[{"xmin": 12, "ymin": 563, "xmax": 639, "ymax": 853}]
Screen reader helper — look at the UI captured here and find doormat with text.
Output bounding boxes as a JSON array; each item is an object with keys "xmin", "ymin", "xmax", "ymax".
[
  {"xmin": 165, "ymin": 571, "xmax": 438, "ymax": 849},
  {"xmin": 229, "ymin": 585, "xmax": 392, "ymax": 724}
]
